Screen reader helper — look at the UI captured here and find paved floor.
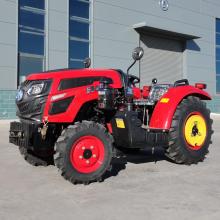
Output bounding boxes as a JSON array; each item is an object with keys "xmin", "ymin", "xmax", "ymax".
[{"xmin": 0, "ymin": 115, "xmax": 220, "ymax": 220}]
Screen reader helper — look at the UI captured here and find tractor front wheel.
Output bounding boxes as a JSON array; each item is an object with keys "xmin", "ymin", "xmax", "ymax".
[
  {"xmin": 54, "ymin": 121, "xmax": 113, "ymax": 184},
  {"xmin": 166, "ymin": 96, "xmax": 212, "ymax": 164},
  {"xmin": 19, "ymin": 146, "xmax": 54, "ymax": 166}
]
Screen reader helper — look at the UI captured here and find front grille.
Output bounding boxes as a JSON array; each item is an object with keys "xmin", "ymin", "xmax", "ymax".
[
  {"xmin": 17, "ymin": 97, "xmax": 46, "ymax": 116},
  {"xmin": 17, "ymin": 102, "xmax": 29, "ymax": 113},
  {"xmin": 16, "ymin": 79, "xmax": 52, "ymax": 120}
]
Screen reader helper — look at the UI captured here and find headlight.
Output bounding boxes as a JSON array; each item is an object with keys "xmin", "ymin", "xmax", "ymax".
[
  {"xmin": 148, "ymin": 85, "xmax": 170, "ymax": 101},
  {"xmin": 27, "ymin": 83, "xmax": 45, "ymax": 96},
  {"xmin": 16, "ymin": 89, "xmax": 24, "ymax": 102}
]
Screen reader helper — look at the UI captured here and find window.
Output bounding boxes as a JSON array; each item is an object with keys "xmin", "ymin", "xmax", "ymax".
[
  {"xmin": 19, "ymin": 54, "xmax": 44, "ymax": 82},
  {"xmin": 18, "ymin": 0, "xmax": 45, "ymax": 84},
  {"xmin": 216, "ymin": 19, "xmax": 220, "ymax": 93},
  {"xmin": 20, "ymin": 0, "xmax": 45, "ymax": 10},
  {"xmin": 69, "ymin": 0, "xmax": 90, "ymax": 69}
]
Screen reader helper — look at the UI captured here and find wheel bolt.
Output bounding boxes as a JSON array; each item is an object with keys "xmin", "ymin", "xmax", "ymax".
[
  {"xmin": 82, "ymin": 146, "xmax": 85, "ymax": 150},
  {"xmin": 79, "ymin": 155, "xmax": 83, "ymax": 159},
  {"xmin": 93, "ymin": 154, "xmax": 96, "ymax": 158},
  {"xmin": 86, "ymin": 160, "xmax": 90, "ymax": 164},
  {"xmin": 90, "ymin": 146, "xmax": 94, "ymax": 149}
]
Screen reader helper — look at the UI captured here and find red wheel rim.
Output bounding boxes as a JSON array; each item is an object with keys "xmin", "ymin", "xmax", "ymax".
[{"xmin": 70, "ymin": 136, "xmax": 105, "ymax": 173}]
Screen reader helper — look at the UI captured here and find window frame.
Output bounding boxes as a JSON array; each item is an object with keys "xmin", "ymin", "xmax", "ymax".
[
  {"xmin": 19, "ymin": 29, "xmax": 45, "ymax": 55},
  {"xmin": 19, "ymin": 6, "xmax": 45, "ymax": 33},
  {"xmin": 17, "ymin": 0, "xmax": 46, "ymax": 86},
  {"xmin": 69, "ymin": 0, "xmax": 91, "ymax": 69},
  {"xmin": 19, "ymin": 0, "xmax": 45, "ymax": 10}
]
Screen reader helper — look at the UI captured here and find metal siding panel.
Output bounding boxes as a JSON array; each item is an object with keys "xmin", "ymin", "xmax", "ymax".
[
  {"xmin": 0, "ymin": 0, "xmax": 16, "ymax": 23},
  {"xmin": 0, "ymin": 44, "xmax": 16, "ymax": 68},
  {"xmin": 99, "ymin": 0, "xmax": 201, "ymax": 15},
  {"xmin": 200, "ymin": 1, "xmax": 220, "ymax": 17},
  {"xmin": 48, "ymin": 0, "xmax": 68, "ymax": 70},
  {"xmin": 0, "ymin": 0, "xmax": 17, "ymax": 90},
  {"xmin": 48, "ymin": 51, "xmax": 68, "ymax": 70},
  {"xmin": 187, "ymin": 66, "xmax": 215, "ymax": 84},
  {"xmin": 187, "ymin": 39, "xmax": 214, "ymax": 56},
  {"xmin": 94, "ymin": 1, "xmax": 211, "ymax": 35},
  {"xmin": 187, "ymin": 53, "xmax": 214, "ymax": 69},
  {"xmin": 0, "ymin": 67, "xmax": 17, "ymax": 89},
  {"xmin": 48, "ymin": 30, "xmax": 67, "ymax": 52},
  {"xmin": 49, "ymin": 0, "xmax": 67, "ymax": 13},
  {"xmin": 94, "ymin": 20, "xmax": 137, "ymax": 44},
  {"xmin": 94, "ymin": 38, "xmax": 135, "ymax": 61},
  {"xmin": 0, "ymin": 22, "xmax": 16, "ymax": 45},
  {"xmin": 48, "ymin": 10, "xmax": 68, "ymax": 32},
  {"xmin": 140, "ymin": 35, "xmax": 183, "ymax": 85},
  {"xmin": 93, "ymin": 55, "xmax": 139, "ymax": 73}
]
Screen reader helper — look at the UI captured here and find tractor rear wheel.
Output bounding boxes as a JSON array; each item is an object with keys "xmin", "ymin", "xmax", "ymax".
[
  {"xmin": 165, "ymin": 96, "xmax": 212, "ymax": 164},
  {"xmin": 54, "ymin": 121, "xmax": 113, "ymax": 185}
]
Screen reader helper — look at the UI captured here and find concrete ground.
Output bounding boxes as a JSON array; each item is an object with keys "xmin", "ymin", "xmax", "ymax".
[{"xmin": 0, "ymin": 115, "xmax": 220, "ymax": 220}]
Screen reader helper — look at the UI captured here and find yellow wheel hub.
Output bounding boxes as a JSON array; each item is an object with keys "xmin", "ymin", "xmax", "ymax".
[{"xmin": 184, "ymin": 114, "xmax": 207, "ymax": 150}]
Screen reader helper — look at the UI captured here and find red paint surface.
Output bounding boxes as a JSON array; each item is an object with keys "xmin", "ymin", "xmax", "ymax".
[
  {"xmin": 132, "ymin": 87, "xmax": 142, "ymax": 99},
  {"xmin": 149, "ymin": 85, "xmax": 211, "ymax": 130},
  {"xmin": 195, "ymin": 83, "xmax": 207, "ymax": 90},
  {"xmin": 27, "ymin": 69, "xmax": 123, "ymax": 123},
  {"xmin": 26, "ymin": 69, "xmax": 212, "ymax": 129},
  {"xmin": 106, "ymin": 123, "xmax": 113, "ymax": 134},
  {"xmin": 142, "ymin": 86, "xmax": 151, "ymax": 98},
  {"xmin": 70, "ymin": 135, "xmax": 105, "ymax": 173}
]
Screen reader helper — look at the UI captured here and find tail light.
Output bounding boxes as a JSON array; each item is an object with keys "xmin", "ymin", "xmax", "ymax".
[
  {"xmin": 195, "ymin": 83, "xmax": 207, "ymax": 90},
  {"xmin": 142, "ymin": 86, "xmax": 151, "ymax": 98}
]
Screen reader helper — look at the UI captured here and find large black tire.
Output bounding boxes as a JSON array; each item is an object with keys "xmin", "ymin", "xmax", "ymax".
[
  {"xmin": 165, "ymin": 96, "xmax": 213, "ymax": 164},
  {"xmin": 19, "ymin": 146, "xmax": 54, "ymax": 166},
  {"xmin": 54, "ymin": 121, "xmax": 113, "ymax": 185}
]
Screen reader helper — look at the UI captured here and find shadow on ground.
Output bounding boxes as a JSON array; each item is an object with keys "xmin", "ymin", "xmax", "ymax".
[{"xmin": 103, "ymin": 147, "xmax": 167, "ymax": 180}]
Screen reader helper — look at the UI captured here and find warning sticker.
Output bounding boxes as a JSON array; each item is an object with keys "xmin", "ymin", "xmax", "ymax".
[{"xmin": 115, "ymin": 118, "xmax": 125, "ymax": 128}]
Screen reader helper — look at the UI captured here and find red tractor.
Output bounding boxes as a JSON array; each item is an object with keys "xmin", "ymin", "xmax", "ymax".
[{"xmin": 9, "ymin": 47, "xmax": 212, "ymax": 184}]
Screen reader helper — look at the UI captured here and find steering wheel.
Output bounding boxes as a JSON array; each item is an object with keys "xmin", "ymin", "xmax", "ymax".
[{"xmin": 128, "ymin": 75, "xmax": 140, "ymax": 85}]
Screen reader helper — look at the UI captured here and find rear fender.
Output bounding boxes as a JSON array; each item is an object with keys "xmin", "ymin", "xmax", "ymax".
[{"xmin": 149, "ymin": 86, "xmax": 211, "ymax": 130}]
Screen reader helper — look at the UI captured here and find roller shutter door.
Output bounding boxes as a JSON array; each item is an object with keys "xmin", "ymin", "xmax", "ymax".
[{"xmin": 140, "ymin": 34, "xmax": 183, "ymax": 85}]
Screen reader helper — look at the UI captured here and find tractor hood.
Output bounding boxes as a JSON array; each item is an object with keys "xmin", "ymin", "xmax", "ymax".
[
  {"xmin": 26, "ymin": 68, "xmax": 123, "ymax": 89},
  {"xmin": 27, "ymin": 68, "xmax": 113, "ymax": 80}
]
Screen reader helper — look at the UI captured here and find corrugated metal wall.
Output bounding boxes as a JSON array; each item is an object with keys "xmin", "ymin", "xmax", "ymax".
[{"xmin": 140, "ymin": 34, "xmax": 183, "ymax": 85}]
